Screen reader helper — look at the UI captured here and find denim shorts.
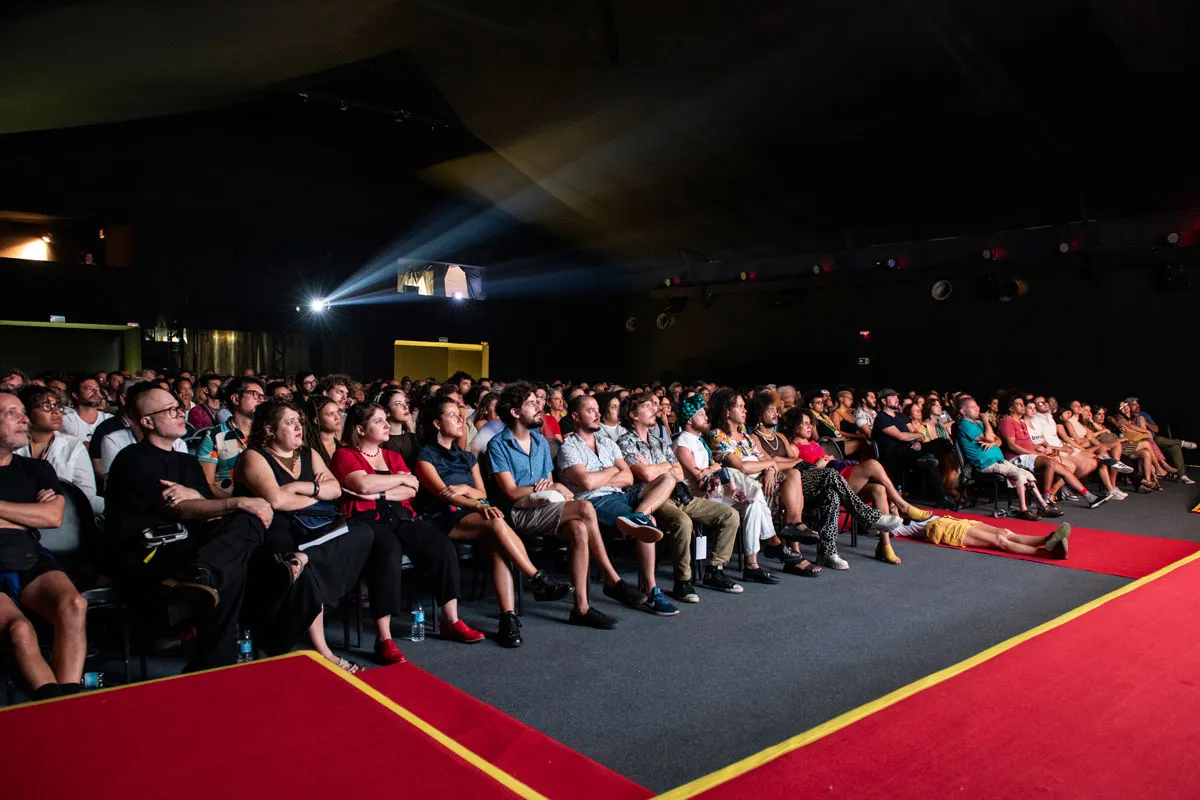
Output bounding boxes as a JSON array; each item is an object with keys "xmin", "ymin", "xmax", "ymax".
[{"xmin": 587, "ymin": 490, "xmax": 636, "ymax": 528}]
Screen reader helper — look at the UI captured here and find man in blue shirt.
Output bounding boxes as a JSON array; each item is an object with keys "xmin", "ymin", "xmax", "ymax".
[
  {"xmin": 955, "ymin": 396, "xmax": 1046, "ymax": 521},
  {"xmin": 487, "ymin": 382, "xmax": 645, "ymax": 630}
]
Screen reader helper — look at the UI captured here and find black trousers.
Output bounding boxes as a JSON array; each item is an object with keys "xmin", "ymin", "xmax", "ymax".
[
  {"xmin": 249, "ymin": 519, "xmax": 373, "ymax": 657},
  {"xmin": 361, "ymin": 518, "xmax": 460, "ymax": 614},
  {"xmin": 119, "ymin": 512, "xmax": 265, "ymax": 672}
]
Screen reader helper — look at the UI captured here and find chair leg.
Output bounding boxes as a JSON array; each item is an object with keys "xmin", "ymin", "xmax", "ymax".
[
  {"xmin": 513, "ymin": 562, "xmax": 523, "ymax": 617},
  {"xmin": 121, "ymin": 609, "xmax": 132, "ymax": 685}
]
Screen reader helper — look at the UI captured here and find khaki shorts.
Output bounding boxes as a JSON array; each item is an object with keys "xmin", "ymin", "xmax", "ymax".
[{"xmin": 510, "ymin": 502, "xmax": 566, "ymax": 537}]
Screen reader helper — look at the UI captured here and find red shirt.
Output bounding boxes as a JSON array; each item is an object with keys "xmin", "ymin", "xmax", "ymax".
[
  {"xmin": 541, "ymin": 415, "xmax": 562, "ymax": 438},
  {"xmin": 329, "ymin": 447, "xmax": 415, "ymax": 518},
  {"xmin": 996, "ymin": 416, "xmax": 1034, "ymax": 460}
]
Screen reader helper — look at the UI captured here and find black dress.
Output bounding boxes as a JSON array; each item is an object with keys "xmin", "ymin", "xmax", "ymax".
[{"xmin": 238, "ymin": 446, "xmax": 373, "ymax": 655}]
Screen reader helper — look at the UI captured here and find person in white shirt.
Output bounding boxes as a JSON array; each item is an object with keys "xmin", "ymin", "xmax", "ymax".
[
  {"xmin": 16, "ymin": 385, "xmax": 103, "ymax": 516},
  {"xmin": 595, "ymin": 391, "xmax": 628, "ymax": 442},
  {"xmin": 1026, "ymin": 396, "xmax": 1107, "ymax": 504},
  {"xmin": 60, "ymin": 376, "xmax": 112, "ymax": 448}
]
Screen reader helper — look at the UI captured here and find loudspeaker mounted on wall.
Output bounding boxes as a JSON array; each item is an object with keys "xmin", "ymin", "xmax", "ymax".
[{"xmin": 625, "ymin": 316, "xmax": 639, "ymax": 332}]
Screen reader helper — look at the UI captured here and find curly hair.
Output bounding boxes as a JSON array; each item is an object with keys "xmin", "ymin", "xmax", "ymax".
[
  {"xmin": 496, "ymin": 381, "xmax": 534, "ymax": 427},
  {"xmin": 707, "ymin": 388, "xmax": 742, "ymax": 432}
]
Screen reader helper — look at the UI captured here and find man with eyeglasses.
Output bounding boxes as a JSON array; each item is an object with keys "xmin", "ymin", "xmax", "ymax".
[
  {"xmin": 105, "ymin": 385, "xmax": 275, "ymax": 671},
  {"xmin": 195, "ymin": 377, "xmax": 265, "ymax": 499},
  {"xmin": 93, "ymin": 379, "xmax": 189, "ymax": 488},
  {"xmin": 61, "ymin": 376, "xmax": 112, "ymax": 448}
]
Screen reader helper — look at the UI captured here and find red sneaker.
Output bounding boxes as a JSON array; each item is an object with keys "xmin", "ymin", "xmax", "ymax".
[
  {"xmin": 441, "ymin": 618, "xmax": 485, "ymax": 644},
  {"xmin": 374, "ymin": 638, "xmax": 408, "ymax": 664}
]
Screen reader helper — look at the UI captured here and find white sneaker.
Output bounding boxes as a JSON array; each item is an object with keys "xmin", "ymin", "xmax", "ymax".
[
  {"xmin": 1107, "ymin": 489, "xmax": 1128, "ymax": 501},
  {"xmin": 891, "ymin": 519, "xmax": 933, "ymax": 538},
  {"xmin": 1181, "ymin": 474, "xmax": 1196, "ymax": 486},
  {"xmin": 1181, "ymin": 441, "xmax": 1197, "ymax": 450},
  {"xmin": 869, "ymin": 514, "xmax": 904, "ymax": 533},
  {"xmin": 1111, "ymin": 461, "xmax": 1135, "ymax": 474},
  {"xmin": 817, "ymin": 553, "xmax": 850, "ymax": 570}
]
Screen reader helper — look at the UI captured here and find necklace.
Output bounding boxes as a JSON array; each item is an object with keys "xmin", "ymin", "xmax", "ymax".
[
  {"xmin": 268, "ymin": 448, "xmax": 300, "ymax": 473},
  {"xmin": 755, "ymin": 424, "xmax": 777, "ymax": 442},
  {"xmin": 358, "ymin": 446, "xmax": 382, "ymax": 458}
]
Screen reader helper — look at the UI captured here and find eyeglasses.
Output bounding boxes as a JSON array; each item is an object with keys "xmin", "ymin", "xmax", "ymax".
[
  {"xmin": 144, "ymin": 404, "xmax": 185, "ymax": 419},
  {"xmin": 33, "ymin": 402, "xmax": 63, "ymax": 413},
  {"xmin": 241, "ymin": 390, "xmax": 265, "ymax": 400}
]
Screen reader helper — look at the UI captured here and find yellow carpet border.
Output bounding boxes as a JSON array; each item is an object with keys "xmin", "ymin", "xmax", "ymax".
[{"xmin": 654, "ymin": 548, "xmax": 1200, "ymax": 800}]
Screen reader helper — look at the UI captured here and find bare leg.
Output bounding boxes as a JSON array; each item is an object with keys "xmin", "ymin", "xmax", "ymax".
[
  {"xmin": 635, "ymin": 473, "xmax": 676, "ymax": 516},
  {"xmin": 308, "ymin": 608, "xmax": 340, "ymax": 663},
  {"xmin": 963, "ymin": 523, "xmax": 1046, "ymax": 554},
  {"xmin": 450, "ymin": 514, "xmax": 538, "ymax": 577},
  {"xmin": 635, "ymin": 540, "xmax": 657, "ymax": 590},
  {"xmin": 851, "ymin": 460, "xmax": 909, "ymax": 513},
  {"xmin": 558, "ymin": 519, "xmax": 593, "ymax": 612},
  {"xmin": 489, "ymin": 547, "xmax": 516, "ymax": 613},
  {"xmin": 779, "ymin": 469, "xmax": 805, "ymax": 522},
  {"xmin": 0, "ymin": 595, "xmax": 56, "ymax": 692},
  {"xmin": 19, "ymin": 571, "xmax": 87, "ymax": 684}
]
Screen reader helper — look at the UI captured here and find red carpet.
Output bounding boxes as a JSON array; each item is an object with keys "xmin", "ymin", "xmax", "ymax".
[
  {"xmin": 900, "ymin": 510, "xmax": 1200, "ymax": 578},
  {"xmin": 668, "ymin": 552, "xmax": 1200, "ymax": 800},
  {"xmin": 361, "ymin": 664, "xmax": 653, "ymax": 800},
  {"xmin": 0, "ymin": 652, "xmax": 538, "ymax": 799}
]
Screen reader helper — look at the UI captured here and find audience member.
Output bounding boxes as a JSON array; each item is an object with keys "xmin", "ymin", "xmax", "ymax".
[
  {"xmin": 891, "ymin": 516, "xmax": 1071, "ymax": 558},
  {"xmin": 104, "ymin": 387, "xmax": 277, "ymax": 671},
  {"xmin": 616, "ymin": 392, "xmax": 742, "ymax": 603},
  {"xmin": 558, "ymin": 394, "xmax": 679, "ymax": 616},
  {"xmin": 330, "ymin": 403, "xmax": 484, "ymax": 653},
  {"xmin": 998, "ymin": 394, "xmax": 1109, "ymax": 510},
  {"xmin": 60, "ymin": 376, "xmax": 112, "ymax": 447},
  {"xmin": 318, "ymin": 374, "xmax": 351, "ymax": 412},
  {"xmin": 595, "ymin": 391, "xmax": 628, "ymax": 442},
  {"xmin": 413, "ymin": 396, "xmax": 570, "ymax": 647},
  {"xmin": 304, "ymin": 396, "xmax": 343, "ymax": 467},
  {"xmin": 294, "ymin": 372, "xmax": 317, "ymax": 404},
  {"xmin": 196, "ymin": 377, "xmax": 265, "ymax": 498},
  {"xmin": 1120, "ymin": 399, "xmax": 1192, "ymax": 485},
  {"xmin": 487, "ymin": 382, "xmax": 642, "ymax": 629},
  {"xmin": 188, "ymin": 374, "xmax": 225, "ymax": 430},
  {"xmin": 955, "ymin": 396, "xmax": 1050, "ymax": 520},
  {"xmin": 15, "ymin": 386, "xmax": 102, "ymax": 516},
  {"xmin": 0, "ymin": 367, "xmax": 27, "ymax": 391},
  {"xmin": 0, "ymin": 389, "xmax": 88, "ymax": 700},
  {"xmin": 233, "ymin": 400, "xmax": 373, "ymax": 671}
]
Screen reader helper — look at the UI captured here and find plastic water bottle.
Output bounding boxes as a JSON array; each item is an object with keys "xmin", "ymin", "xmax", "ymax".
[
  {"xmin": 81, "ymin": 672, "xmax": 104, "ymax": 689},
  {"xmin": 410, "ymin": 603, "xmax": 425, "ymax": 643},
  {"xmin": 236, "ymin": 628, "xmax": 254, "ymax": 663}
]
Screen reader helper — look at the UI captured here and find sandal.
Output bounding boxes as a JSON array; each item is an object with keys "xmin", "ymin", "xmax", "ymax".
[
  {"xmin": 781, "ymin": 559, "xmax": 822, "ymax": 577},
  {"xmin": 336, "ymin": 657, "xmax": 363, "ymax": 674},
  {"xmin": 273, "ymin": 552, "xmax": 307, "ymax": 585},
  {"xmin": 875, "ymin": 540, "xmax": 902, "ymax": 565}
]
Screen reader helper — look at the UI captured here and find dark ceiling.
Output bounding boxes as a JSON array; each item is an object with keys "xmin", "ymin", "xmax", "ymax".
[{"xmin": 2, "ymin": 0, "xmax": 1198, "ymax": 266}]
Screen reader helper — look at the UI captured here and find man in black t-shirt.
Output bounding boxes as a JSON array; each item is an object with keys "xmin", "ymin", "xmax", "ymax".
[
  {"xmin": 872, "ymin": 388, "xmax": 944, "ymax": 501},
  {"xmin": 105, "ymin": 387, "xmax": 275, "ymax": 671},
  {"xmin": 0, "ymin": 390, "xmax": 90, "ymax": 700}
]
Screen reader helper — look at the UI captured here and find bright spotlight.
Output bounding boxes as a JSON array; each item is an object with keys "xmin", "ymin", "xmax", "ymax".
[
  {"xmin": 885, "ymin": 258, "xmax": 898, "ymax": 268},
  {"xmin": 452, "ymin": 291, "xmax": 465, "ymax": 300},
  {"xmin": 41, "ymin": 234, "xmax": 52, "ymax": 243},
  {"xmin": 310, "ymin": 299, "xmax": 327, "ymax": 312}
]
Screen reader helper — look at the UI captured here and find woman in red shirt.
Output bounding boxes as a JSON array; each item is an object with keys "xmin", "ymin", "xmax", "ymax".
[
  {"xmin": 330, "ymin": 403, "xmax": 484, "ymax": 661},
  {"xmin": 782, "ymin": 408, "xmax": 931, "ymax": 564}
]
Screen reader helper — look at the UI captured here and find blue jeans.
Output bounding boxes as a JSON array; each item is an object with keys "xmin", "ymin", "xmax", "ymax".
[{"xmin": 587, "ymin": 490, "xmax": 636, "ymax": 528}]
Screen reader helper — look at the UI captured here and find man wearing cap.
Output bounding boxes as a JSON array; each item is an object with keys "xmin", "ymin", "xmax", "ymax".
[
  {"xmin": 871, "ymin": 388, "xmax": 930, "ymax": 480},
  {"xmin": 1125, "ymin": 397, "xmax": 1196, "ymax": 485}
]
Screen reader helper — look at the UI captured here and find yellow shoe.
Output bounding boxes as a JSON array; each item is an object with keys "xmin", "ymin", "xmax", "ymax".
[
  {"xmin": 875, "ymin": 540, "xmax": 902, "ymax": 565},
  {"xmin": 905, "ymin": 506, "xmax": 933, "ymax": 522}
]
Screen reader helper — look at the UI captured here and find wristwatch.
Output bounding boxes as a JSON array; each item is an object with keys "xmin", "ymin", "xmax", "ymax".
[{"xmin": 311, "ymin": 480, "xmax": 320, "ymax": 498}]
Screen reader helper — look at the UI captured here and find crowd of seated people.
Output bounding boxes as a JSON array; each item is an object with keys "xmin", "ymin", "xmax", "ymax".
[{"xmin": 0, "ymin": 362, "xmax": 1195, "ymax": 701}]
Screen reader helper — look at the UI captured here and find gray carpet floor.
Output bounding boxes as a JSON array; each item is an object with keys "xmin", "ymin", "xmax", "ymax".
[{"xmin": 9, "ymin": 482, "xmax": 1198, "ymax": 792}]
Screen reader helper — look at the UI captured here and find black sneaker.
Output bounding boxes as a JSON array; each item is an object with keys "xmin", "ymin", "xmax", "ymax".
[
  {"xmin": 762, "ymin": 542, "xmax": 804, "ymax": 564},
  {"xmin": 1085, "ymin": 493, "xmax": 1111, "ymax": 509},
  {"xmin": 779, "ymin": 522, "xmax": 819, "ymax": 545},
  {"xmin": 160, "ymin": 564, "xmax": 219, "ymax": 613},
  {"xmin": 1040, "ymin": 504, "xmax": 1065, "ymax": 518},
  {"xmin": 603, "ymin": 579, "xmax": 648, "ymax": 609},
  {"xmin": 742, "ymin": 566, "xmax": 780, "ymax": 585},
  {"xmin": 497, "ymin": 611, "xmax": 523, "ymax": 648},
  {"xmin": 569, "ymin": 606, "xmax": 618, "ymax": 629},
  {"xmin": 671, "ymin": 579, "xmax": 700, "ymax": 604},
  {"xmin": 701, "ymin": 565, "xmax": 744, "ymax": 594},
  {"xmin": 530, "ymin": 570, "xmax": 571, "ymax": 602}
]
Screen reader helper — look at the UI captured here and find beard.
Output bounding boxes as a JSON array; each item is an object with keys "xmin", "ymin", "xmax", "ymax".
[
  {"xmin": 78, "ymin": 396, "xmax": 100, "ymax": 407},
  {"xmin": 527, "ymin": 414, "xmax": 544, "ymax": 428},
  {"xmin": 579, "ymin": 421, "xmax": 600, "ymax": 434}
]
